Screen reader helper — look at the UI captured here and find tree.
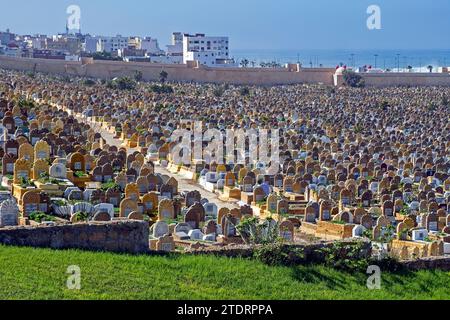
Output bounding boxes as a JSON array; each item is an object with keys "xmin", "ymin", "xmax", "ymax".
[
  {"xmin": 407, "ymin": 65, "xmax": 413, "ymax": 72},
  {"xmin": 342, "ymin": 70, "xmax": 365, "ymax": 88},
  {"xmin": 427, "ymin": 65, "xmax": 433, "ymax": 73},
  {"xmin": 213, "ymin": 86, "xmax": 225, "ymax": 97},
  {"xmin": 134, "ymin": 70, "xmax": 143, "ymax": 82},
  {"xmin": 239, "ymin": 87, "xmax": 250, "ymax": 96},
  {"xmin": 159, "ymin": 70, "xmax": 168, "ymax": 83},
  {"xmin": 106, "ymin": 77, "xmax": 136, "ymax": 90},
  {"xmin": 240, "ymin": 59, "xmax": 250, "ymax": 68}
]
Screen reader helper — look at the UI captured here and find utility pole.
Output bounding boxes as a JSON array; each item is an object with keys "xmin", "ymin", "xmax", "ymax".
[
  {"xmin": 396, "ymin": 54, "xmax": 400, "ymax": 72},
  {"xmin": 374, "ymin": 54, "xmax": 378, "ymax": 68}
]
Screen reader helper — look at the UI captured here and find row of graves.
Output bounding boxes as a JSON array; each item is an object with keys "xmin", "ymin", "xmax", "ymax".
[
  {"xmin": 58, "ymin": 100, "xmax": 450, "ymax": 259},
  {"xmin": 147, "ymin": 127, "xmax": 450, "ymax": 259},
  {"xmin": 1, "ymin": 70, "xmax": 449, "ymax": 259},
  {"xmin": 0, "ymin": 93, "xmax": 297, "ymax": 253}
]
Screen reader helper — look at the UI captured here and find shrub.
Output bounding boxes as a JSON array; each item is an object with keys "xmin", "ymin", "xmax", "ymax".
[
  {"xmin": 213, "ymin": 86, "xmax": 225, "ymax": 97},
  {"xmin": 149, "ymin": 84, "xmax": 174, "ymax": 94},
  {"xmin": 343, "ymin": 70, "xmax": 365, "ymax": 88},
  {"xmin": 236, "ymin": 216, "xmax": 280, "ymax": 245},
  {"xmin": 106, "ymin": 77, "xmax": 136, "ymax": 90},
  {"xmin": 159, "ymin": 70, "xmax": 168, "ymax": 83},
  {"xmin": 73, "ymin": 211, "xmax": 89, "ymax": 222},
  {"xmin": 74, "ymin": 171, "xmax": 87, "ymax": 178},
  {"xmin": 101, "ymin": 180, "xmax": 119, "ymax": 191},
  {"xmin": 134, "ymin": 70, "xmax": 143, "ymax": 82},
  {"xmin": 83, "ymin": 79, "xmax": 96, "ymax": 86},
  {"xmin": 29, "ymin": 211, "xmax": 55, "ymax": 223},
  {"xmin": 320, "ymin": 241, "xmax": 370, "ymax": 272},
  {"xmin": 254, "ymin": 243, "xmax": 305, "ymax": 266},
  {"xmin": 239, "ymin": 87, "xmax": 250, "ymax": 96}
]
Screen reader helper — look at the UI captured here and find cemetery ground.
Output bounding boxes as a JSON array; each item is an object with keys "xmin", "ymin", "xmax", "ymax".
[{"xmin": 1, "ymin": 245, "xmax": 449, "ymax": 300}]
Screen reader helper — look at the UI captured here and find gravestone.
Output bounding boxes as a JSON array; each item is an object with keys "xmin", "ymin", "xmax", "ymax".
[
  {"xmin": 152, "ymin": 221, "xmax": 169, "ymax": 238},
  {"xmin": 0, "ymin": 199, "xmax": 19, "ymax": 227},
  {"xmin": 279, "ymin": 220, "xmax": 294, "ymax": 241},
  {"xmin": 49, "ymin": 163, "xmax": 67, "ymax": 179},
  {"xmin": 158, "ymin": 199, "xmax": 175, "ymax": 221},
  {"xmin": 203, "ymin": 202, "xmax": 218, "ymax": 218}
]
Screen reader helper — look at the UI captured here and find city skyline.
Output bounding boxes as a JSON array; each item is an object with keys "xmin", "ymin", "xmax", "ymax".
[{"xmin": 0, "ymin": 0, "xmax": 449, "ymax": 50}]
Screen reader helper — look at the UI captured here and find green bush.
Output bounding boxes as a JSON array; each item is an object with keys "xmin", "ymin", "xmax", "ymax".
[
  {"xmin": 101, "ymin": 180, "xmax": 119, "ymax": 191},
  {"xmin": 239, "ymin": 87, "xmax": 250, "ymax": 96},
  {"xmin": 236, "ymin": 217, "xmax": 279, "ymax": 245},
  {"xmin": 343, "ymin": 70, "xmax": 365, "ymax": 88},
  {"xmin": 74, "ymin": 171, "xmax": 87, "ymax": 178},
  {"xmin": 106, "ymin": 77, "xmax": 136, "ymax": 90},
  {"xmin": 29, "ymin": 211, "xmax": 55, "ymax": 223},
  {"xmin": 254, "ymin": 243, "xmax": 305, "ymax": 266},
  {"xmin": 149, "ymin": 84, "xmax": 174, "ymax": 94},
  {"xmin": 134, "ymin": 70, "xmax": 143, "ymax": 82},
  {"xmin": 73, "ymin": 211, "xmax": 89, "ymax": 222},
  {"xmin": 213, "ymin": 86, "xmax": 225, "ymax": 97},
  {"xmin": 83, "ymin": 79, "xmax": 96, "ymax": 87},
  {"xmin": 320, "ymin": 241, "xmax": 369, "ymax": 272}
]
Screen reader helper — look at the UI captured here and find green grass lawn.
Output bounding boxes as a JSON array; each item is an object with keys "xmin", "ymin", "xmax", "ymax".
[{"xmin": 0, "ymin": 245, "xmax": 449, "ymax": 300}]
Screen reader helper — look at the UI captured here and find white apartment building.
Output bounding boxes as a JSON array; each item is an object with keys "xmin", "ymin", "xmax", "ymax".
[
  {"xmin": 84, "ymin": 35, "xmax": 129, "ymax": 53},
  {"xmin": 166, "ymin": 32, "xmax": 183, "ymax": 56},
  {"xmin": 182, "ymin": 33, "xmax": 236, "ymax": 67},
  {"xmin": 140, "ymin": 37, "xmax": 164, "ymax": 55},
  {"xmin": 98, "ymin": 35, "xmax": 129, "ymax": 53}
]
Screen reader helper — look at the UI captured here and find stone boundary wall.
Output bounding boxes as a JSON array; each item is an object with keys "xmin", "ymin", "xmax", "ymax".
[
  {"xmin": 0, "ymin": 220, "xmax": 149, "ymax": 254},
  {"xmin": 185, "ymin": 240, "xmax": 372, "ymax": 262},
  {"xmin": 0, "ymin": 56, "xmax": 335, "ymax": 86},
  {"xmin": 360, "ymin": 72, "xmax": 450, "ymax": 87},
  {"xmin": 401, "ymin": 257, "xmax": 450, "ymax": 271},
  {"xmin": 3, "ymin": 55, "xmax": 450, "ymax": 87},
  {"xmin": 184, "ymin": 242, "xmax": 450, "ymax": 271}
]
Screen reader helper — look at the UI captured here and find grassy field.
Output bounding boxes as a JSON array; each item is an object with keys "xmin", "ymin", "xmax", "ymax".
[{"xmin": 0, "ymin": 245, "xmax": 448, "ymax": 300}]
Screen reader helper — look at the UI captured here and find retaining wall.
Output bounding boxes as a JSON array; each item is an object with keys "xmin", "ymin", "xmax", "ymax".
[{"xmin": 0, "ymin": 220, "xmax": 150, "ymax": 254}]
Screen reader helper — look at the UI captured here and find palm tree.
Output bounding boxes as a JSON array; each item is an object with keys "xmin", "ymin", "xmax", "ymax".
[
  {"xmin": 240, "ymin": 59, "xmax": 250, "ymax": 68},
  {"xmin": 427, "ymin": 65, "xmax": 433, "ymax": 73}
]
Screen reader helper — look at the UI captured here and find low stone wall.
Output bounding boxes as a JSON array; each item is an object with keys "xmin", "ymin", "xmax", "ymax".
[
  {"xmin": 401, "ymin": 257, "xmax": 450, "ymax": 271},
  {"xmin": 0, "ymin": 220, "xmax": 149, "ymax": 254},
  {"xmin": 360, "ymin": 72, "xmax": 450, "ymax": 87},
  {"xmin": 185, "ymin": 239, "xmax": 372, "ymax": 263}
]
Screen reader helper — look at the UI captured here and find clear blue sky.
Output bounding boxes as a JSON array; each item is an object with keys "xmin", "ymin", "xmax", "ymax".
[{"xmin": 0, "ymin": 0, "xmax": 448, "ymax": 50}]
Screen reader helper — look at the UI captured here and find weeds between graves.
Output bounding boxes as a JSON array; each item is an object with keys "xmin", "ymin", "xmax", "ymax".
[{"xmin": 29, "ymin": 211, "xmax": 56, "ymax": 223}]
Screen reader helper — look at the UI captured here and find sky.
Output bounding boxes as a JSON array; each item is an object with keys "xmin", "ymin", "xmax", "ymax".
[{"xmin": 0, "ymin": 0, "xmax": 449, "ymax": 50}]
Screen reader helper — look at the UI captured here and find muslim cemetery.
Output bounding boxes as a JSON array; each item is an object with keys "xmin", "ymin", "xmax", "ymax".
[{"xmin": 0, "ymin": 69, "xmax": 449, "ymax": 299}]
